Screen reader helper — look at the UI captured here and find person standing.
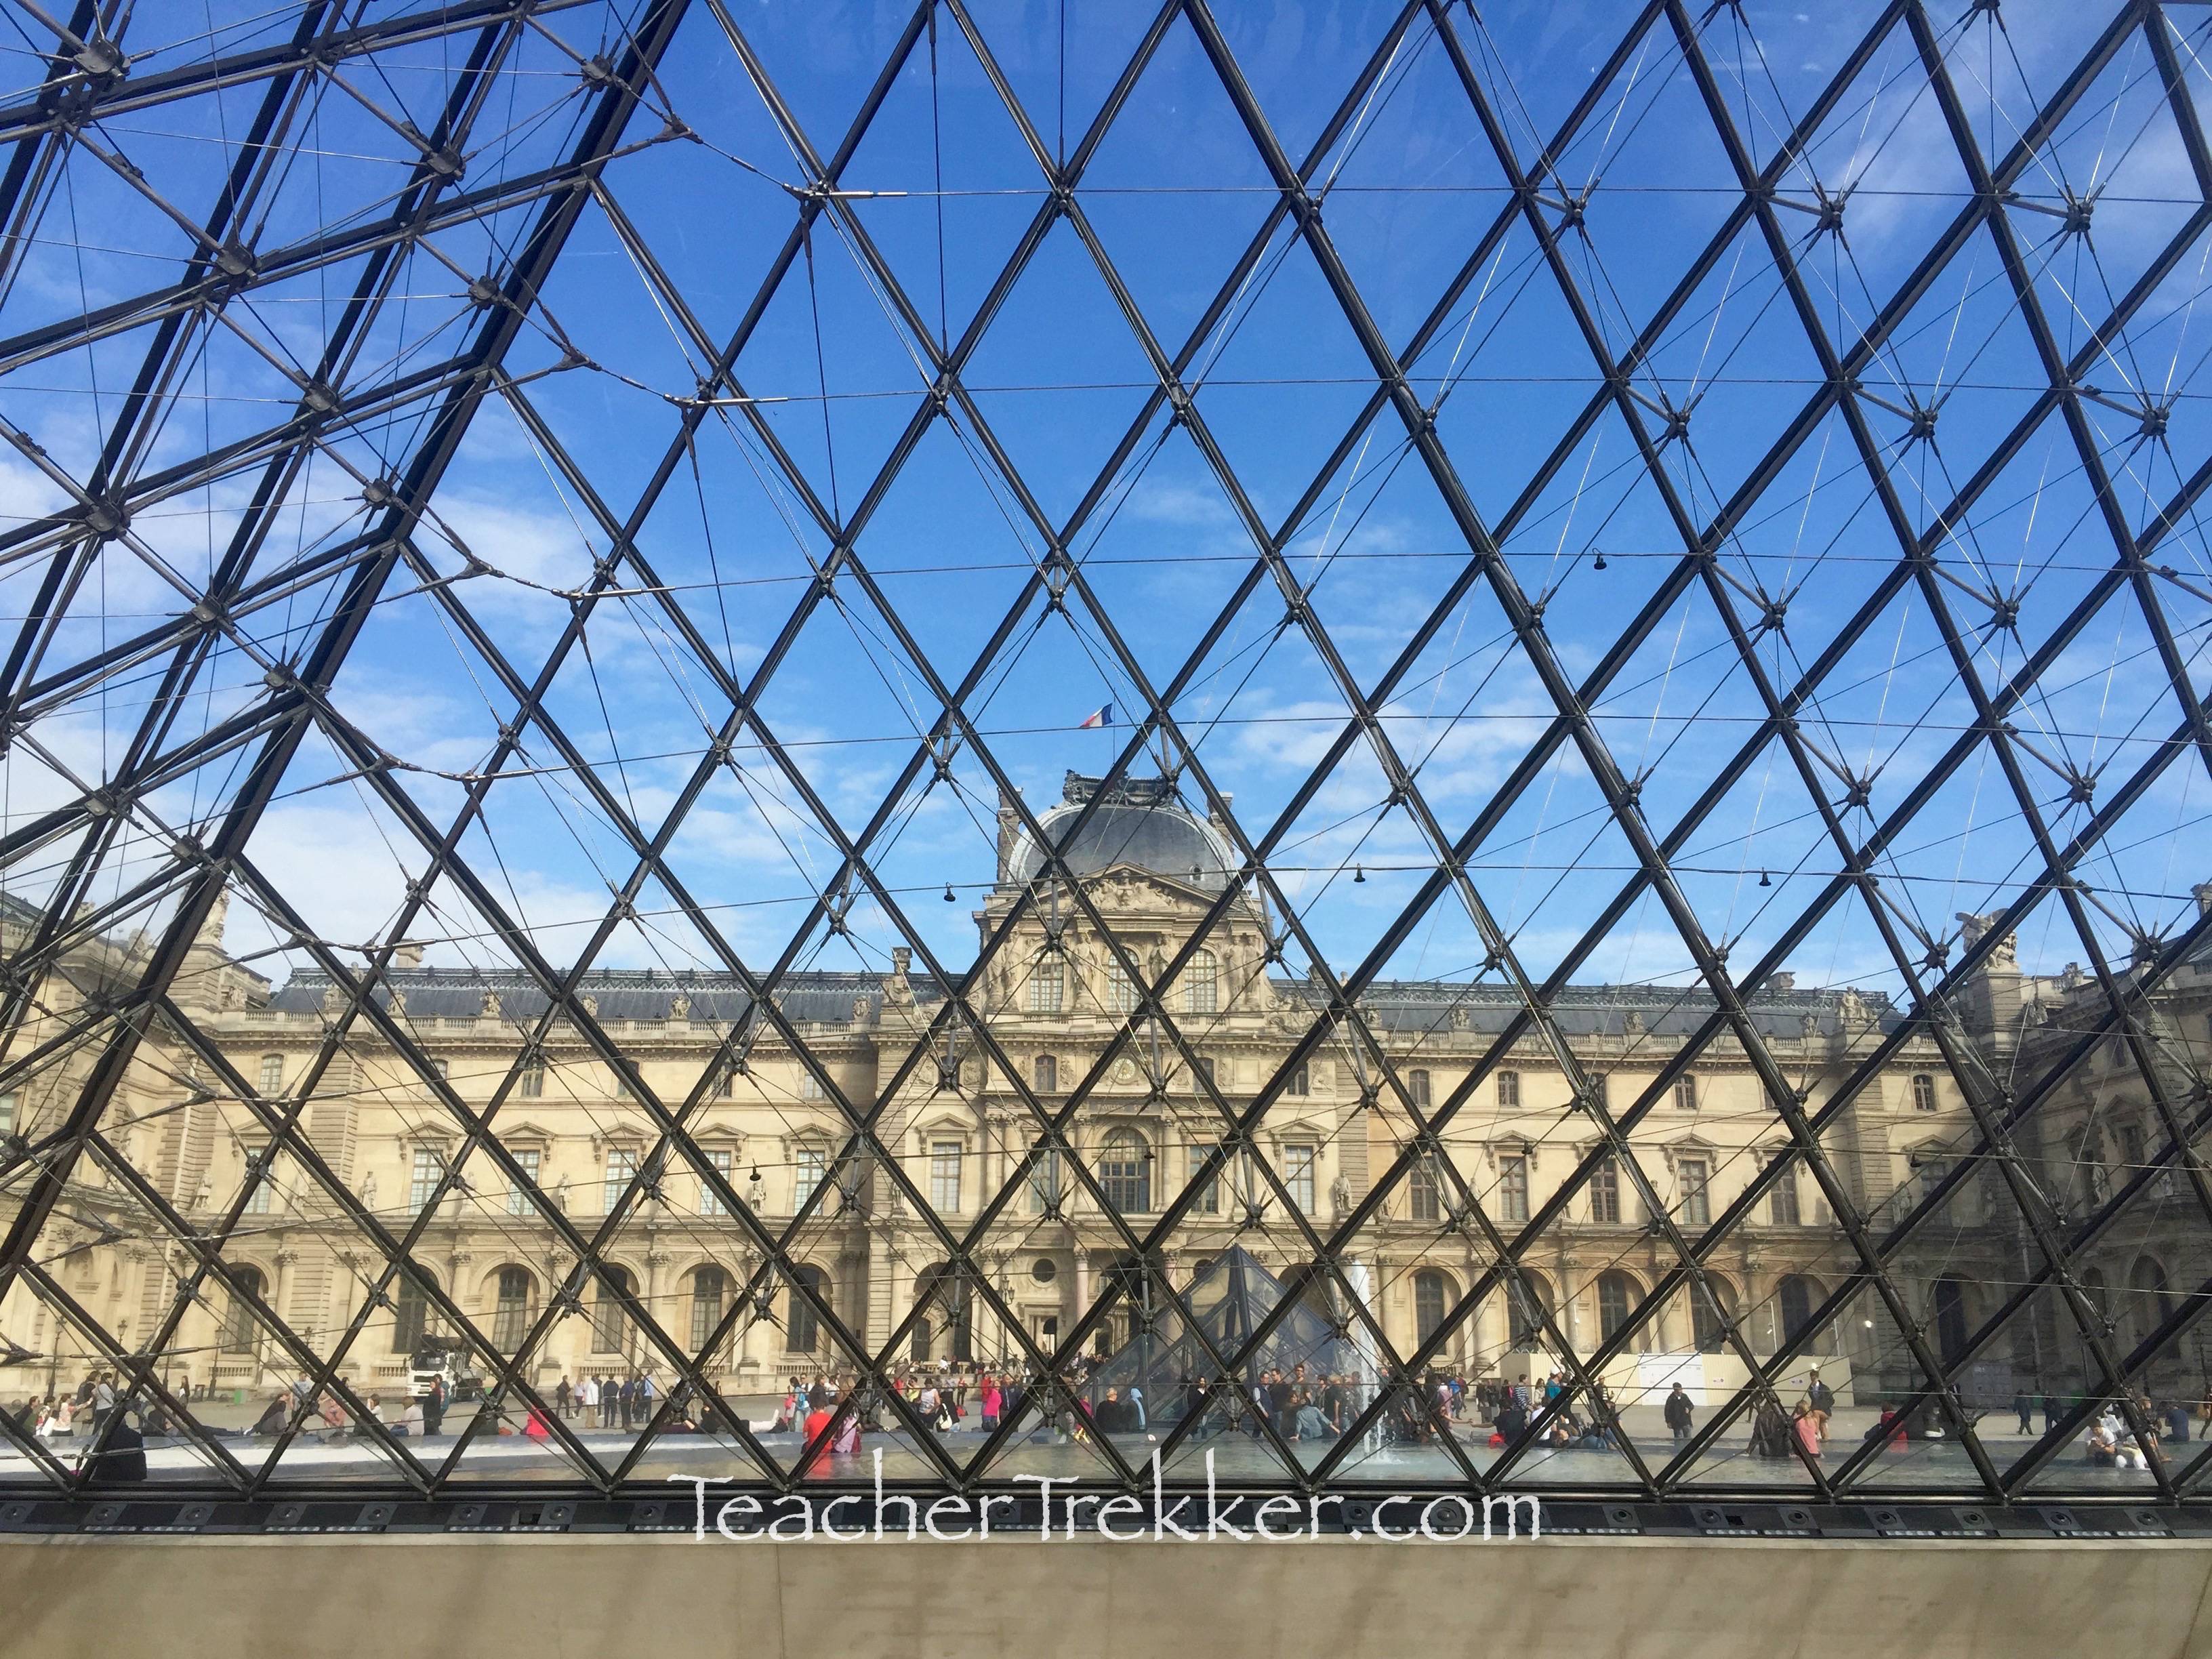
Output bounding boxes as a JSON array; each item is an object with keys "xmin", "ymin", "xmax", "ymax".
[
  {"xmin": 634, "ymin": 1372, "xmax": 656, "ymax": 1426},
  {"xmin": 422, "ymin": 1375, "xmax": 446, "ymax": 1438},
  {"xmin": 2013, "ymin": 1389, "xmax": 2034, "ymax": 1435},
  {"xmin": 1793, "ymin": 1399, "xmax": 1823, "ymax": 1460},
  {"xmin": 555, "ymin": 1374, "xmax": 571, "ymax": 1419},
  {"xmin": 579, "ymin": 1374, "xmax": 597, "ymax": 1425},
  {"xmin": 1664, "ymin": 1382, "xmax": 1694, "ymax": 1448}
]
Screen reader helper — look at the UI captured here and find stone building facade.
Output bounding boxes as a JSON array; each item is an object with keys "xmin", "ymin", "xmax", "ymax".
[{"xmin": 2, "ymin": 773, "xmax": 2187, "ymax": 1414}]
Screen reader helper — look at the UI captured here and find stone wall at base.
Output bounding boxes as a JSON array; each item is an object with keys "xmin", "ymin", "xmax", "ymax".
[{"xmin": 3, "ymin": 1534, "xmax": 2210, "ymax": 1659}]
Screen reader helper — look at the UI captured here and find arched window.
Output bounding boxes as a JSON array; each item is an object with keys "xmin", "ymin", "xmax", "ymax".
[
  {"xmin": 1408, "ymin": 1155, "xmax": 1441, "ymax": 1223},
  {"xmin": 1508, "ymin": 1271, "xmax": 1552, "ymax": 1349},
  {"xmin": 220, "ymin": 1265, "xmax": 265, "ymax": 1355},
  {"xmin": 592, "ymin": 1265, "xmax": 636, "ymax": 1355},
  {"xmin": 1033, "ymin": 1053, "xmax": 1058, "ymax": 1092},
  {"xmin": 2077, "ymin": 1266, "xmax": 2112, "ymax": 1374},
  {"xmin": 2130, "ymin": 1258, "xmax": 2176, "ymax": 1354},
  {"xmin": 391, "ymin": 1267, "xmax": 436, "ymax": 1354},
  {"xmin": 691, "ymin": 1265, "xmax": 729, "ymax": 1352},
  {"xmin": 1414, "ymin": 1269, "xmax": 1449, "ymax": 1346},
  {"xmin": 2081, "ymin": 1265, "xmax": 2110, "ymax": 1318},
  {"xmin": 1911, "ymin": 1073, "xmax": 1937, "ymax": 1112},
  {"xmin": 1185, "ymin": 949, "xmax": 1218, "ymax": 1015},
  {"xmin": 1932, "ymin": 1277, "xmax": 1970, "ymax": 1365},
  {"xmin": 1099, "ymin": 1128, "xmax": 1151, "ymax": 1214},
  {"xmin": 1104, "ymin": 958, "xmax": 1137, "ymax": 1015},
  {"xmin": 788, "ymin": 1265, "xmax": 829, "ymax": 1355},
  {"xmin": 1776, "ymin": 1275, "xmax": 1823, "ymax": 1353},
  {"xmin": 492, "ymin": 1265, "xmax": 534, "ymax": 1351},
  {"xmin": 1596, "ymin": 1270, "xmax": 1638, "ymax": 1343},
  {"xmin": 912, "ymin": 1262, "xmax": 972, "ymax": 1362},
  {"xmin": 1029, "ymin": 957, "xmax": 1064, "ymax": 1013},
  {"xmin": 1692, "ymin": 1278, "xmax": 1734, "ymax": 1353}
]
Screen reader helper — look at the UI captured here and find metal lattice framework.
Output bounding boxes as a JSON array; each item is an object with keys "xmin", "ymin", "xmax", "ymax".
[{"xmin": 5, "ymin": 0, "xmax": 2212, "ymax": 1517}]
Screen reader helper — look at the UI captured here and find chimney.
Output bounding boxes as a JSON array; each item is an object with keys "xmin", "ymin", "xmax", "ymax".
[
  {"xmin": 390, "ymin": 940, "xmax": 425, "ymax": 970},
  {"xmin": 2194, "ymin": 882, "xmax": 2212, "ymax": 919}
]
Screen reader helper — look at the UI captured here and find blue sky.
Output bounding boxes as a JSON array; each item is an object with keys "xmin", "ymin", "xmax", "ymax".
[{"xmin": 5, "ymin": 0, "xmax": 2212, "ymax": 1019}]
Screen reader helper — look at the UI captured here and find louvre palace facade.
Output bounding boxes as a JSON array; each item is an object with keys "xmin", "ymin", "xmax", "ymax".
[{"xmin": 2, "ymin": 773, "xmax": 2205, "ymax": 1419}]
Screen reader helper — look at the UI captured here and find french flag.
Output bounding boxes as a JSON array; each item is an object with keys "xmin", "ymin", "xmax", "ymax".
[{"xmin": 1078, "ymin": 703, "xmax": 1113, "ymax": 729}]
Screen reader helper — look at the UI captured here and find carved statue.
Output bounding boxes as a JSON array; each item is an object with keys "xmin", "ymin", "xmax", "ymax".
[
  {"xmin": 669, "ymin": 991, "xmax": 691, "ymax": 1020},
  {"xmin": 361, "ymin": 1171, "xmax": 378, "ymax": 1211},
  {"xmin": 480, "ymin": 988, "xmax": 500, "ymax": 1019}
]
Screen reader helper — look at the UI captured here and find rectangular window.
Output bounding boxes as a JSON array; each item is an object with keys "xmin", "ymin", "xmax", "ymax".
[
  {"xmin": 1106, "ymin": 960, "xmax": 1137, "ymax": 1015},
  {"xmin": 1284, "ymin": 1063, "xmax": 1309, "ymax": 1097},
  {"xmin": 1675, "ymin": 1075, "xmax": 1698, "ymax": 1111},
  {"xmin": 1589, "ymin": 1155, "xmax": 1620, "ymax": 1223},
  {"xmin": 1027, "ymin": 1147, "xmax": 1063, "ymax": 1214},
  {"xmin": 1029, "ymin": 958, "xmax": 1065, "ymax": 1013},
  {"xmin": 1497, "ymin": 1070, "xmax": 1521, "ymax": 1109},
  {"xmin": 0, "ymin": 1091, "xmax": 16, "ymax": 1136},
  {"xmin": 258, "ymin": 1054, "xmax": 285, "ymax": 1094},
  {"xmin": 1498, "ymin": 1154, "xmax": 1529, "ymax": 1223},
  {"xmin": 1588, "ymin": 1073, "xmax": 1609, "ymax": 1109},
  {"xmin": 1410, "ymin": 1155, "xmax": 1441, "ymax": 1222},
  {"xmin": 408, "ymin": 1147, "xmax": 443, "ymax": 1211},
  {"xmin": 714, "ymin": 1061, "xmax": 735, "ymax": 1099},
  {"xmin": 930, "ymin": 1139, "xmax": 963, "ymax": 1213},
  {"xmin": 701, "ymin": 1147, "xmax": 733, "ymax": 1215},
  {"xmin": 603, "ymin": 1146, "xmax": 638, "ymax": 1215},
  {"xmin": 1911, "ymin": 1073, "xmax": 1937, "ymax": 1112},
  {"xmin": 1916, "ymin": 1155, "xmax": 1949, "ymax": 1206},
  {"xmin": 1188, "ymin": 1143, "xmax": 1221, "ymax": 1214},
  {"xmin": 2118, "ymin": 1122, "xmax": 2147, "ymax": 1169},
  {"xmin": 799, "ymin": 1071, "xmax": 824, "ymax": 1101},
  {"xmin": 1408, "ymin": 1068, "xmax": 1431, "ymax": 1109},
  {"xmin": 1033, "ymin": 1054, "xmax": 1058, "ymax": 1092},
  {"xmin": 1284, "ymin": 1144, "xmax": 1317, "ymax": 1215},
  {"xmin": 518, "ymin": 1061, "xmax": 544, "ymax": 1099},
  {"xmin": 794, "ymin": 1145, "xmax": 825, "ymax": 1212},
  {"xmin": 430, "ymin": 1058, "xmax": 449, "ymax": 1082},
  {"xmin": 1769, "ymin": 1159, "xmax": 1801, "ymax": 1225},
  {"xmin": 1679, "ymin": 1158, "xmax": 1711, "ymax": 1227},
  {"xmin": 506, "ymin": 1147, "xmax": 541, "ymax": 1217}
]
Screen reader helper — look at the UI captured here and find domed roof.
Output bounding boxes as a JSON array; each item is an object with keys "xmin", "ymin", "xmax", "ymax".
[{"xmin": 1006, "ymin": 773, "xmax": 1235, "ymax": 893}]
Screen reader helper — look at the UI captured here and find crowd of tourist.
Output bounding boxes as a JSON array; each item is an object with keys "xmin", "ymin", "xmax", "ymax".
[{"xmin": 15, "ymin": 1361, "xmax": 2212, "ymax": 1478}]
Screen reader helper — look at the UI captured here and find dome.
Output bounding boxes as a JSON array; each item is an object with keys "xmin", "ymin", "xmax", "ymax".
[{"xmin": 1005, "ymin": 773, "xmax": 1235, "ymax": 893}]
